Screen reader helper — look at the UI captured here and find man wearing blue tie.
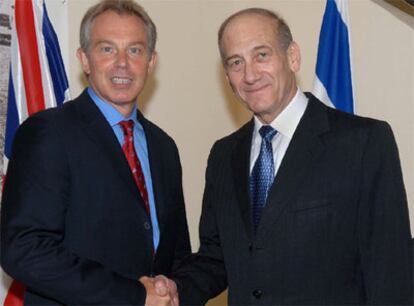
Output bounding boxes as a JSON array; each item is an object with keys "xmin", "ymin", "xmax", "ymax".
[{"xmin": 155, "ymin": 7, "xmax": 412, "ymax": 305}]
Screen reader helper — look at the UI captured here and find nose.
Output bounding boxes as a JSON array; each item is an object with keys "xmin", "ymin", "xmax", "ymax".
[
  {"xmin": 243, "ymin": 61, "xmax": 260, "ymax": 84},
  {"xmin": 116, "ymin": 50, "xmax": 128, "ymax": 68}
]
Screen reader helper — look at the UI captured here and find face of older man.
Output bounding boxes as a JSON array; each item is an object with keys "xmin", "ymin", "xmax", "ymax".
[
  {"xmin": 77, "ymin": 10, "xmax": 156, "ymax": 116},
  {"xmin": 221, "ymin": 13, "xmax": 300, "ymax": 124}
]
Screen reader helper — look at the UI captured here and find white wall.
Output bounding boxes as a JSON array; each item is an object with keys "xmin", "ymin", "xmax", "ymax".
[{"xmin": 65, "ymin": 1, "xmax": 413, "ymax": 304}]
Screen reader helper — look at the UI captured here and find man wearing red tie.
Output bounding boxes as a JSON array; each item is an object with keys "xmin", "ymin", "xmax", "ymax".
[{"xmin": 0, "ymin": 1, "xmax": 190, "ymax": 305}]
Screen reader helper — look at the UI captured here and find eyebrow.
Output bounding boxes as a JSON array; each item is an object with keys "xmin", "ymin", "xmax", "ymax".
[
  {"xmin": 94, "ymin": 40, "xmax": 146, "ymax": 47},
  {"xmin": 252, "ymin": 45, "xmax": 272, "ymax": 52},
  {"xmin": 93, "ymin": 40, "xmax": 110, "ymax": 46},
  {"xmin": 224, "ymin": 54, "xmax": 241, "ymax": 64},
  {"xmin": 224, "ymin": 44, "xmax": 273, "ymax": 62}
]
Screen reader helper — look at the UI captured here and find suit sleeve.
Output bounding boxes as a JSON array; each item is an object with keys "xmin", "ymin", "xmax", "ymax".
[
  {"xmin": 173, "ymin": 142, "xmax": 228, "ymax": 305},
  {"xmin": 171, "ymin": 144, "xmax": 192, "ymax": 272},
  {"xmin": 0, "ymin": 115, "xmax": 147, "ymax": 305},
  {"xmin": 358, "ymin": 121, "xmax": 413, "ymax": 304}
]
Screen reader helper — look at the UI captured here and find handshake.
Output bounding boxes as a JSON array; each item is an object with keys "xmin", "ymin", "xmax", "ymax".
[{"xmin": 139, "ymin": 275, "xmax": 179, "ymax": 306}]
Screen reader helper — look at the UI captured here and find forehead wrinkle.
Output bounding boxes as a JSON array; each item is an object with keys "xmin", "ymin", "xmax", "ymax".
[
  {"xmin": 224, "ymin": 43, "xmax": 273, "ymax": 62},
  {"xmin": 93, "ymin": 38, "xmax": 147, "ymax": 48}
]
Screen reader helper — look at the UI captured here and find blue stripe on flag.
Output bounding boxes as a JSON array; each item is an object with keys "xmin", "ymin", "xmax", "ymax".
[
  {"xmin": 5, "ymin": 68, "xmax": 20, "ymax": 159},
  {"xmin": 315, "ymin": 0, "xmax": 353, "ymax": 113},
  {"xmin": 42, "ymin": 1, "xmax": 69, "ymax": 106}
]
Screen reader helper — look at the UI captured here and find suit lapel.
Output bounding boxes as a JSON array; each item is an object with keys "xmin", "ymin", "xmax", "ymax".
[
  {"xmin": 75, "ymin": 91, "xmax": 140, "ymax": 200},
  {"xmin": 231, "ymin": 120, "xmax": 255, "ymax": 242},
  {"xmin": 256, "ymin": 95, "xmax": 330, "ymax": 242},
  {"xmin": 78, "ymin": 94, "xmax": 168, "ymax": 232}
]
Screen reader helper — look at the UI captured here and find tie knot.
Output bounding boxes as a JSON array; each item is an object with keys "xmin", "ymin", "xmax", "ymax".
[
  {"xmin": 119, "ymin": 120, "xmax": 134, "ymax": 136},
  {"xmin": 259, "ymin": 125, "xmax": 277, "ymax": 142}
]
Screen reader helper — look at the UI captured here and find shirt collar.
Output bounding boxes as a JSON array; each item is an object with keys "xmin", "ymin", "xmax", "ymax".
[
  {"xmin": 253, "ymin": 88, "xmax": 308, "ymax": 139},
  {"xmin": 87, "ymin": 87, "xmax": 139, "ymax": 127}
]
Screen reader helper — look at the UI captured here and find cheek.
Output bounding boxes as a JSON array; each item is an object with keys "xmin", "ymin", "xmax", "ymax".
[
  {"xmin": 87, "ymin": 60, "xmax": 101, "ymax": 75},
  {"xmin": 232, "ymin": 83, "xmax": 244, "ymax": 98},
  {"xmin": 227, "ymin": 75, "xmax": 243, "ymax": 91},
  {"xmin": 92, "ymin": 57, "xmax": 115, "ymax": 73},
  {"xmin": 129, "ymin": 57, "xmax": 148, "ymax": 69}
]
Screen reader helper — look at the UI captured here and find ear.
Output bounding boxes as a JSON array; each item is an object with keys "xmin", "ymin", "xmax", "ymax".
[
  {"xmin": 287, "ymin": 41, "xmax": 301, "ymax": 73},
  {"xmin": 147, "ymin": 51, "xmax": 157, "ymax": 74},
  {"xmin": 77, "ymin": 48, "xmax": 91, "ymax": 75}
]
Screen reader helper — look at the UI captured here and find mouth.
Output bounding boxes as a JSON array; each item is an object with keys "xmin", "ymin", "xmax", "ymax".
[
  {"xmin": 111, "ymin": 77, "xmax": 132, "ymax": 85},
  {"xmin": 244, "ymin": 84, "xmax": 270, "ymax": 94}
]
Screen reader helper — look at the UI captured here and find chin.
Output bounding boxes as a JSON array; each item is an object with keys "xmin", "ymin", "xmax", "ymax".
[
  {"xmin": 115, "ymin": 98, "xmax": 136, "ymax": 105},
  {"xmin": 110, "ymin": 92, "xmax": 137, "ymax": 102},
  {"xmin": 246, "ymin": 100, "xmax": 272, "ymax": 113}
]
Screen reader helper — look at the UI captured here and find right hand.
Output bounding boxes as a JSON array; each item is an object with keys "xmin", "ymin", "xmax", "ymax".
[{"xmin": 139, "ymin": 275, "xmax": 179, "ymax": 306}]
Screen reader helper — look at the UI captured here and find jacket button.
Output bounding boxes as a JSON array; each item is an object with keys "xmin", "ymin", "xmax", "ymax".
[
  {"xmin": 252, "ymin": 289, "xmax": 262, "ymax": 299},
  {"xmin": 143, "ymin": 222, "xmax": 151, "ymax": 230}
]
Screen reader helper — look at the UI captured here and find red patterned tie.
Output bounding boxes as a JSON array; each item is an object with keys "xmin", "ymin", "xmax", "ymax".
[{"xmin": 119, "ymin": 120, "xmax": 150, "ymax": 215}]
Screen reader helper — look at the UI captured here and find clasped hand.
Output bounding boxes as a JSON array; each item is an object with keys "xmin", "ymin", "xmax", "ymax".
[{"xmin": 139, "ymin": 275, "xmax": 179, "ymax": 306}]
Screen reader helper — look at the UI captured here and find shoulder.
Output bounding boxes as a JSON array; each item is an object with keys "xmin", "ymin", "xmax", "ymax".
[
  {"xmin": 138, "ymin": 112, "xmax": 179, "ymax": 151},
  {"xmin": 20, "ymin": 91, "xmax": 87, "ymax": 126},
  {"xmin": 327, "ymin": 106, "xmax": 393, "ymax": 146},
  {"xmin": 306, "ymin": 92, "xmax": 393, "ymax": 141},
  {"xmin": 208, "ymin": 120, "xmax": 252, "ymax": 159},
  {"xmin": 13, "ymin": 93, "xmax": 89, "ymax": 150}
]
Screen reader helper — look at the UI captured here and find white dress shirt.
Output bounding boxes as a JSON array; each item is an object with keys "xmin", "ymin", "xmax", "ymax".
[{"xmin": 250, "ymin": 88, "xmax": 309, "ymax": 176}]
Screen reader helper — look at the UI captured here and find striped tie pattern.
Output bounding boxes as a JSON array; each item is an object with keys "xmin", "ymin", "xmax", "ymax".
[
  {"xmin": 119, "ymin": 120, "xmax": 150, "ymax": 215},
  {"xmin": 250, "ymin": 125, "xmax": 277, "ymax": 231}
]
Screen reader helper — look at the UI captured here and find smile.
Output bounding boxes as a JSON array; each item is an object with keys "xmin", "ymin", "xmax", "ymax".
[
  {"xmin": 244, "ymin": 84, "xmax": 269, "ymax": 93},
  {"xmin": 111, "ymin": 77, "xmax": 132, "ymax": 85}
]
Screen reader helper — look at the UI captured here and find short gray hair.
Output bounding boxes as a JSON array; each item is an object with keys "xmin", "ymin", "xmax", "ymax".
[
  {"xmin": 218, "ymin": 8, "xmax": 293, "ymax": 61},
  {"xmin": 80, "ymin": 0, "xmax": 157, "ymax": 56}
]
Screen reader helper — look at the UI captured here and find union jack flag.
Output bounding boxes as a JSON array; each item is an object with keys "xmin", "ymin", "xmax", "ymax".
[{"xmin": 1, "ymin": 1, "xmax": 69, "ymax": 305}]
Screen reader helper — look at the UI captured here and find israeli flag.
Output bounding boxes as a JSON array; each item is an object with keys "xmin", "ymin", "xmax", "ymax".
[{"xmin": 313, "ymin": 0, "xmax": 354, "ymax": 114}]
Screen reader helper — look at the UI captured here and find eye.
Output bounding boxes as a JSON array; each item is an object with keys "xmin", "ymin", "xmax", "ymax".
[
  {"xmin": 129, "ymin": 46, "xmax": 142, "ymax": 56},
  {"xmin": 101, "ymin": 46, "xmax": 113, "ymax": 54},
  {"xmin": 258, "ymin": 52, "xmax": 268, "ymax": 60},
  {"xmin": 227, "ymin": 58, "xmax": 243, "ymax": 71}
]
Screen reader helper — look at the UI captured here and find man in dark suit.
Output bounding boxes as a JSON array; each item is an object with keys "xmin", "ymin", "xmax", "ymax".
[
  {"xmin": 0, "ymin": 0, "xmax": 190, "ymax": 305},
  {"xmin": 155, "ymin": 7, "xmax": 412, "ymax": 305}
]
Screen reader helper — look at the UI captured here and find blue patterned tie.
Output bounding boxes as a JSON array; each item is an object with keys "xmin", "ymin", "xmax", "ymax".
[{"xmin": 250, "ymin": 125, "xmax": 277, "ymax": 231}]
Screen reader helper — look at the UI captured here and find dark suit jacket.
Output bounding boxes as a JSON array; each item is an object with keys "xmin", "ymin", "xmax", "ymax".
[
  {"xmin": 0, "ymin": 90, "xmax": 191, "ymax": 305},
  {"xmin": 175, "ymin": 93, "xmax": 412, "ymax": 305}
]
